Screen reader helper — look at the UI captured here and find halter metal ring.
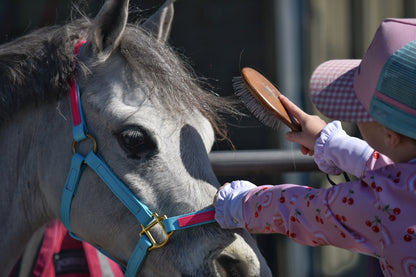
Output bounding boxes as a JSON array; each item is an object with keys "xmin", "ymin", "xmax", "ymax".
[{"xmin": 72, "ymin": 133, "xmax": 98, "ymax": 154}]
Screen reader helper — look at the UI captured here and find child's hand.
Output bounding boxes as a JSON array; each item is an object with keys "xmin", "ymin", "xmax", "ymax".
[
  {"xmin": 279, "ymin": 95, "xmax": 327, "ymax": 155},
  {"xmin": 213, "ymin": 181, "xmax": 257, "ymax": 229},
  {"xmin": 213, "ymin": 183, "xmax": 230, "ymax": 206}
]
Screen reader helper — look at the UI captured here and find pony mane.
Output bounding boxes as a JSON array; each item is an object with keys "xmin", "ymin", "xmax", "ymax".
[
  {"xmin": 0, "ymin": 20, "xmax": 89, "ymax": 124},
  {"xmin": 0, "ymin": 17, "xmax": 235, "ymax": 141},
  {"xmin": 120, "ymin": 25, "xmax": 236, "ymax": 140}
]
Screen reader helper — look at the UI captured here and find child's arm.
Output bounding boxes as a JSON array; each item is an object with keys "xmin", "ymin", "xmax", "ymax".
[
  {"xmin": 214, "ymin": 179, "xmax": 382, "ymax": 258},
  {"xmin": 280, "ymin": 95, "xmax": 375, "ymax": 177}
]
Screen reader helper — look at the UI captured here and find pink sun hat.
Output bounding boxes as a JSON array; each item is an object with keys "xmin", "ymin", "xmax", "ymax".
[{"xmin": 310, "ymin": 18, "xmax": 416, "ymax": 139}]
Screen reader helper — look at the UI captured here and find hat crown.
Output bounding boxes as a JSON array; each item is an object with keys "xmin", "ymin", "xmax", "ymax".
[
  {"xmin": 369, "ymin": 39, "xmax": 416, "ymax": 139},
  {"xmin": 376, "ymin": 40, "xmax": 416, "ymax": 110},
  {"xmin": 354, "ymin": 18, "xmax": 416, "ymax": 111},
  {"xmin": 310, "ymin": 18, "xmax": 416, "ymax": 138}
]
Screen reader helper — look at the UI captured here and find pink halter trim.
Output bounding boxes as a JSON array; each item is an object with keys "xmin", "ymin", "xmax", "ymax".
[
  {"xmin": 70, "ymin": 40, "xmax": 87, "ymax": 127},
  {"xmin": 177, "ymin": 209, "xmax": 216, "ymax": 228}
]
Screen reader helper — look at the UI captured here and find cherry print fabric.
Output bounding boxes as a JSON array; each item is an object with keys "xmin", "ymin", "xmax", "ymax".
[{"xmin": 215, "ymin": 121, "xmax": 416, "ymax": 276}]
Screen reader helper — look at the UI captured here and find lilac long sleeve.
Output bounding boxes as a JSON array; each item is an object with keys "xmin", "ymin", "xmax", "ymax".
[{"xmin": 314, "ymin": 121, "xmax": 374, "ymax": 177}]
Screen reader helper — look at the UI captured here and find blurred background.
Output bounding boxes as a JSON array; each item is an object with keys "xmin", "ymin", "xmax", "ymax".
[{"xmin": 2, "ymin": 0, "xmax": 416, "ymax": 276}]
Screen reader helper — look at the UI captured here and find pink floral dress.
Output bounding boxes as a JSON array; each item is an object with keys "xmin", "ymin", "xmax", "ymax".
[{"xmin": 215, "ymin": 121, "xmax": 416, "ymax": 276}]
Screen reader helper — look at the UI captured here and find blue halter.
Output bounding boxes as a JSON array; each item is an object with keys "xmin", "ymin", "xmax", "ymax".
[{"xmin": 60, "ymin": 41, "xmax": 216, "ymax": 276}]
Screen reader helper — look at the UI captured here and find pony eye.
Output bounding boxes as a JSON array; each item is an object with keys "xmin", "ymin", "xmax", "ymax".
[{"xmin": 118, "ymin": 127, "xmax": 156, "ymax": 158}]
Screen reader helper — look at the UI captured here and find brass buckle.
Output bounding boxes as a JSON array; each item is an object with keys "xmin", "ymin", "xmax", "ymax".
[{"xmin": 140, "ymin": 213, "xmax": 174, "ymax": 251}]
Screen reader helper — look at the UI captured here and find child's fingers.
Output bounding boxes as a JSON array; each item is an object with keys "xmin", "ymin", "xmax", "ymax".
[
  {"xmin": 286, "ymin": 127, "xmax": 315, "ymax": 154},
  {"xmin": 279, "ymin": 95, "xmax": 306, "ymax": 120},
  {"xmin": 285, "ymin": 129, "xmax": 303, "ymax": 143},
  {"xmin": 213, "ymin": 183, "xmax": 230, "ymax": 205},
  {"xmin": 300, "ymin": 145, "xmax": 310, "ymax": 155},
  {"xmin": 301, "ymin": 145, "xmax": 314, "ymax": 156}
]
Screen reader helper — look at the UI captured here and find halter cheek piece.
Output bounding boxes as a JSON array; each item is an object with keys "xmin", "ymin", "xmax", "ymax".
[{"xmin": 60, "ymin": 40, "xmax": 216, "ymax": 276}]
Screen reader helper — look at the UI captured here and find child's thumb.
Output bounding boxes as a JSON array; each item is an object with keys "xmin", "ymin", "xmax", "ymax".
[{"xmin": 285, "ymin": 130, "xmax": 302, "ymax": 143}]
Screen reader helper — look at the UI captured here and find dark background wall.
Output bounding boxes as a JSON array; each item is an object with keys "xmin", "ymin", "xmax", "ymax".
[{"xmin": 0, "ymin": 0, "xmax": 279, "ymax": 151}]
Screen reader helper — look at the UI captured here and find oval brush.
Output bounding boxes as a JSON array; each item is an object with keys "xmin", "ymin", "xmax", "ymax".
[
  {"xmin": 233, "ymin": 67, "xmax": 301, "ymax": 132},
  {"xmin": 233, "ymin": 67, "xmax": 352, "ymax": 185}
]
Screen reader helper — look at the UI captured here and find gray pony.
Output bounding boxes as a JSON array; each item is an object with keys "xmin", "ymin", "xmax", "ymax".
[{"xmin": 0, "ymin": 0, "xmax": 272, "ymax": 276}]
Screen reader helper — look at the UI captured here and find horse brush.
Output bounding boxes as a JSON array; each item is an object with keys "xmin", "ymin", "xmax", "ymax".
[{"xmin": 233, "ymin": 67, "xmax": 301, "ymax": 132}]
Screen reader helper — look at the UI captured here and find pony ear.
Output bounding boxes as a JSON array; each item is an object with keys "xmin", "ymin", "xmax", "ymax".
[
  {"xmin": 89, "ymin": 0, "xmax": 129, "ymax": 59},
  {"xmin": 142, "ymin": 0, "xmax": 175, "ymax": 43}
]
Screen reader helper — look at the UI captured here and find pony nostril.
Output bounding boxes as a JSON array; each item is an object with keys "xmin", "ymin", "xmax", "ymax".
[{"xmin": 215, "ymin": 253, "xmax": 248, "ymax": 277}]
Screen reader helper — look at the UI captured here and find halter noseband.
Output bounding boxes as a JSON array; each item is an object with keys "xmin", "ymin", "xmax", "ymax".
[{"xmin": 60, "ymin": 40, "xmax": 216, "ymax": 276}]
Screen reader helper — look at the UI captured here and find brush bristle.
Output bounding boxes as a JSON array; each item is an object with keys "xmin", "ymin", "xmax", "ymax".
[{"xmin": 232, "ymin": 76, "xmax": 282, "ymax": 130}]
